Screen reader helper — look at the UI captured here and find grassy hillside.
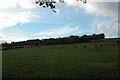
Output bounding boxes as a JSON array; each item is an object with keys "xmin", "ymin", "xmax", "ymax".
[{"xmin": 2, "ymin": 39, "xmax": 120, "ymax": 79}]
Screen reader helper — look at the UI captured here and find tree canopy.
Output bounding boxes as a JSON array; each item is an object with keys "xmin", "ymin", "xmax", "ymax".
[
  {"xmin": 2, "ymin": 33, "xmax": 105, "ymax": 50},
  {"xmin": 35, "ymin": 0, "xmax": 64, "ymax": 12},
  {"xmin": 35, "ymin": 0, "xmax": 87, "ymax": 12}
]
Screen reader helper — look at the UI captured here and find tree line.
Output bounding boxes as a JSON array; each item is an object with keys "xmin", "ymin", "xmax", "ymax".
[{"xmin": 1, "ymin": 33, "xmax": 105, "ymax": 50}]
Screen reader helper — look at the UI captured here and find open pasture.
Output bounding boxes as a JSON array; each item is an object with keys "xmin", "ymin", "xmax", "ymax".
[{"xmin": 2, "ymin": 40, "xmax": 119, "ymax": 78}]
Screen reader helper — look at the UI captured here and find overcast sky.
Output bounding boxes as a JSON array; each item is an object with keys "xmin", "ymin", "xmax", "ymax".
[{"xmin": 0, "ymin": 0, "xmax": 119, "ymax": 42}]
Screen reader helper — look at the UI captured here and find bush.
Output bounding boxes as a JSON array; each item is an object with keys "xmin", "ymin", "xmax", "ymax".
[{"xmin": 74, "ymin": 46, "xmax": 77, "ymax": 48}]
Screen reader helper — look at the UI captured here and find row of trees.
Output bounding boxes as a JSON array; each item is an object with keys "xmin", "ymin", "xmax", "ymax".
[{"xmin": 2, "ymin": 33, "xmax": 105, "ymax": 50}]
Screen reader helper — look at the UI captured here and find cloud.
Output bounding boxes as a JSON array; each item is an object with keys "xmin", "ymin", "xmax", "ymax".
[
  {"xmin": 82, "ymin": 2, "xmax": 118, "ymax": 18},
  {"xmin": 0, "ymin": 30, "xmax": 33, "ymax": 42},
  {"xmin": 0, "ymin": 11, "xmax": 39, "ymax": 30},
  {"xmin": 0, "ymin": 0, "xmax": 36, "ymax": 9},
  {"xmin": 35, "ymin": 26, "xmax": 79, "ymax": 36},
  {"xmin": 0, "ymin": 35, "xmax": 31, "ymax": 43},
  {"xmin": 0, "ymin": 0, "xmax": 40, "ymax": 42},
  {"xmin": 0, "ymin": 33, "xmax": 4, "ymax": 41},
  {"xmin": 0, "ymin": 0, "xmax": 40, "ymax": 30},
  {"xmin": 0, "ymin": 0, "xmax": 16, "ymax": 9},
  {"xmin": 0, "ymin": 26, "xmax": 79, "ymax": 42},
  {"xmin": 18, "ymin": 0, "xmax": 37, "ymax": 9},
  {"xmin": 87, "ymin": 0, "xmax": 119, "ymax": 2},
  {"xmin": 64, "ymin": 0, "xmax": 118, "ymax": 38},
  {"xmin": 64, "ymin": 0, "xmax": 118, "ymax": 18},
  {"xmin": 93, "ymin": 21, "xmax": 118, "ymax": 38}
]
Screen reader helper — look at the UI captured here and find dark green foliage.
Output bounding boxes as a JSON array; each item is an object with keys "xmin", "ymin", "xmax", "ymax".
[
  {"xmin": 35, "ymin": 0, "xmax": 64, "ymax": 12},
  {"xmin": 92, "ymin": 33, "xmax": 105, "ymax": 40},
  {"xmin": 80, "ymin": 35, "xmax": 91, "ymax": 42},
  {"xmin": 116, "ymin": 40, "xmax": 120, "ymax": 43},
  {"xmin": 2, "ymin": 33, "xmax": 105, "ymax": 50},
  {"xmin": 74, "ymin": 46, "xmax": 77, "ymax": 48},
  {"xmin": 35, "ymin": 0, "xmax": 87, "ymax": 12}
]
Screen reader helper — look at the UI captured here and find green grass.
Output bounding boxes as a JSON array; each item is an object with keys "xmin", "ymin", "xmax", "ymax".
[{"xmin": 2, "ymin": 41, "xmax": 119, "ymax": 78}]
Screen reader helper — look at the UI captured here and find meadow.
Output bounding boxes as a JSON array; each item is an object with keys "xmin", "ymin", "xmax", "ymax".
[{"xmin": 2, "ymin": 39, "xmax": 119, "ymax": 79}]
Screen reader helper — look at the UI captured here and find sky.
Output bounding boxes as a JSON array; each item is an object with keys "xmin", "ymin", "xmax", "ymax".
[{"xmin": 0, "ymin": 0, "xmax": 119, "ymax": 42}]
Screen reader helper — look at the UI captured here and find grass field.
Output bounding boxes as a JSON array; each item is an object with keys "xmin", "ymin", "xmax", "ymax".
[{"xmin": 2, "ymin": 39, "xmax": 120, "ymax": 78}]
